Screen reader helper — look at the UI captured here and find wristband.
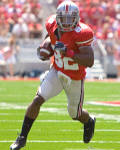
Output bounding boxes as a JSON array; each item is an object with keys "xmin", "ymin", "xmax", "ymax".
[{"xmin": 66, "ymin": 49, "xmax": 75, "ymax": 58}]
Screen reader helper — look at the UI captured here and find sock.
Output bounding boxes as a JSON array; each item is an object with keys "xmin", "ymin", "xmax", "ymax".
[{"xmin": 20, "ymin": 116, "xmax": 35, "ymax": 138}]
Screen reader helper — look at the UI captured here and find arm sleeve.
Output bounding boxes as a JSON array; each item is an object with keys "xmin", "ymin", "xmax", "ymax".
[{"xmin": 75, "ymin": 25, "xmax": 94, "ymax": 47}]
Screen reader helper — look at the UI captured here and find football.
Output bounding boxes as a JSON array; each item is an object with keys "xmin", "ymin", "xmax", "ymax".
[
  {"xmin": 39, "ymin": 37, "xmax": 54, "ymax": 60},
  {"xmin": 40, "ymin": 45, "xmax": 54, "ymax": 58}
]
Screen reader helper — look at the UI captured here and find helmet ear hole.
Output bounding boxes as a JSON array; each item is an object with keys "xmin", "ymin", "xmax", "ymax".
[{"xmin": 56, "ymin": 1, "xmax": 80, "ymax": 32}]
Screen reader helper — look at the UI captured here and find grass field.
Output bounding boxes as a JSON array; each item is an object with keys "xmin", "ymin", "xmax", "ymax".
[{"xmin": 0, "ymin": 79, "xmax": 120, "ymax": 150}]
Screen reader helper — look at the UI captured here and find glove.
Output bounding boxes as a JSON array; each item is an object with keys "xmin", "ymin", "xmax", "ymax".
[{"xmin": 54, "ymin": 41, "xmax": 67, "ymax": 55}]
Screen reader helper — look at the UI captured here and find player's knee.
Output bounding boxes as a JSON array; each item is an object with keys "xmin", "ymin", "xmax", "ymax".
[
  {"xmin": 68, "ymin": 106, "xmax": 77, "ymax": 119},
  {"xmin": 68, "ymin": 106, "xmax": 83, "ymax": 121},
  {"xmin": 32, "ymin": 95, "xmax": 45, "ymax": 107}
]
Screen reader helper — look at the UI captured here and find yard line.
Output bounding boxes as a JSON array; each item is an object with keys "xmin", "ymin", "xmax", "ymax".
[
  {"xmin": 0, "ymin": 129, "xmax": 120, "ymax": 132},
  {"xmin": 0, "ymin": 119, "xmax": 118, "ymax": 123},
  {"xmin": 0, "ymin": 140, "xmax": 120, "ymax": 144},
  {"xmin": 1, "ymin": 102, "xmax": 120, "ymax": 122},
  {"xmin": 93, "ymin": 113, "xmax": 120, "ymax": 122},
  {"xmin": 88, "ymin": 101, "xmax": 120, "ymax": 107},
  {"xmin": 1, "ymin": 102, "xmax": 120, "ymax": 111},
  {"xmin": 0, "ymin": 119, "xmax": 117, "ymax": 123},
  {"xmin": 0, "ymin": 129, "xmax": 19, "ymax": 131},
  {"xmin": 65, "ymin": 149, "xmax": 115, "ymax": 150},
  {"xmin": 61, "ymin": 129, "xmax": 120, "ymax": 132},
  {"xmin": 0, "ymin": 103, "xmax": 67, "ymax": 114},
  {"xmin": 0, "ymin": 120, "xmax": 75, "ymax": 123},
  {"xmin": 0, "ymin": 113, "xmax": 11, "ymax": 115}
]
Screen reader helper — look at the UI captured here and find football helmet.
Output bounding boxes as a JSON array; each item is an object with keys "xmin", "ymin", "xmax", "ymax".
[{"xmin": 56, "ymin": 1, "xmax": 80, "ymax": 32}]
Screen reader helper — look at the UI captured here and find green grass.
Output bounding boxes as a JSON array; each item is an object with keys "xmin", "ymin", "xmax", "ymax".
[{"xmin": 0, "ymin": 80, "xmax": 120, "ymax": 150}]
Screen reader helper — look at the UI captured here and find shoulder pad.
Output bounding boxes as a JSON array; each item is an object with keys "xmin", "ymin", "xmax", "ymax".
[{"xmin": 74, "ymin": 23, "xmax": 94, "ymax": 46}]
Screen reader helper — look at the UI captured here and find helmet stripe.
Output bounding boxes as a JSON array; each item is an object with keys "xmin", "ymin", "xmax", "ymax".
[{"xmin": 65, "ymin": 4, "xmax": 69, "ymax": 12}]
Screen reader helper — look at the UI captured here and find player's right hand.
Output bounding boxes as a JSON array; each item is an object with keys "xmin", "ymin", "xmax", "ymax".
[{"xmin": 54, "ymin": 41, "xmax": 67, "ymax": 56}]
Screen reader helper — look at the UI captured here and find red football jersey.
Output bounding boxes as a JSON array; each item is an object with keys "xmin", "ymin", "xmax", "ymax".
[{"xmin": 45, "ymin": 15, "xmax": 94, "ymax": 80}]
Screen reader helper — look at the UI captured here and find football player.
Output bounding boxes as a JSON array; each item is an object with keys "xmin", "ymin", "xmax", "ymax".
[{"xmin": 10, "ymin": 1, "xmax": 96, "ymax": 150}]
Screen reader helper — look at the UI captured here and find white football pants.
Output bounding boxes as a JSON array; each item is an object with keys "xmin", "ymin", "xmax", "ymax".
[{"xmin": 38, "ymin": 67, "xmax": 84, "ymax": 118}]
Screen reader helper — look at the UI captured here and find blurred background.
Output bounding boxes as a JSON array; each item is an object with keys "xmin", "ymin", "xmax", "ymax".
[{"xmin": 0, "ymin": 0, "xmax": 120, "ymax": 79}]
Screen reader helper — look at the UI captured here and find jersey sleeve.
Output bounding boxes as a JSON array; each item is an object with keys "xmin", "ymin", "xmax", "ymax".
[{"xmin": 75, "ymin": 23, "xmax": 94, "ymax": 47}]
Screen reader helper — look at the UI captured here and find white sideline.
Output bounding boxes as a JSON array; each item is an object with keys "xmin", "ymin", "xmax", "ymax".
[{"xmin": 0, "ymin": 140, "xmax": 120, "ymax": 144}]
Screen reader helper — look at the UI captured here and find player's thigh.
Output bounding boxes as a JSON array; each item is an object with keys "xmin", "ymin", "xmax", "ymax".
[
  {"xmin": 65, "ymin": 79, "xmax": 84, "ymax": 118},
  {"xmin": 38, "ymin": 67, "xmax": 63, "ymax": 100}
]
